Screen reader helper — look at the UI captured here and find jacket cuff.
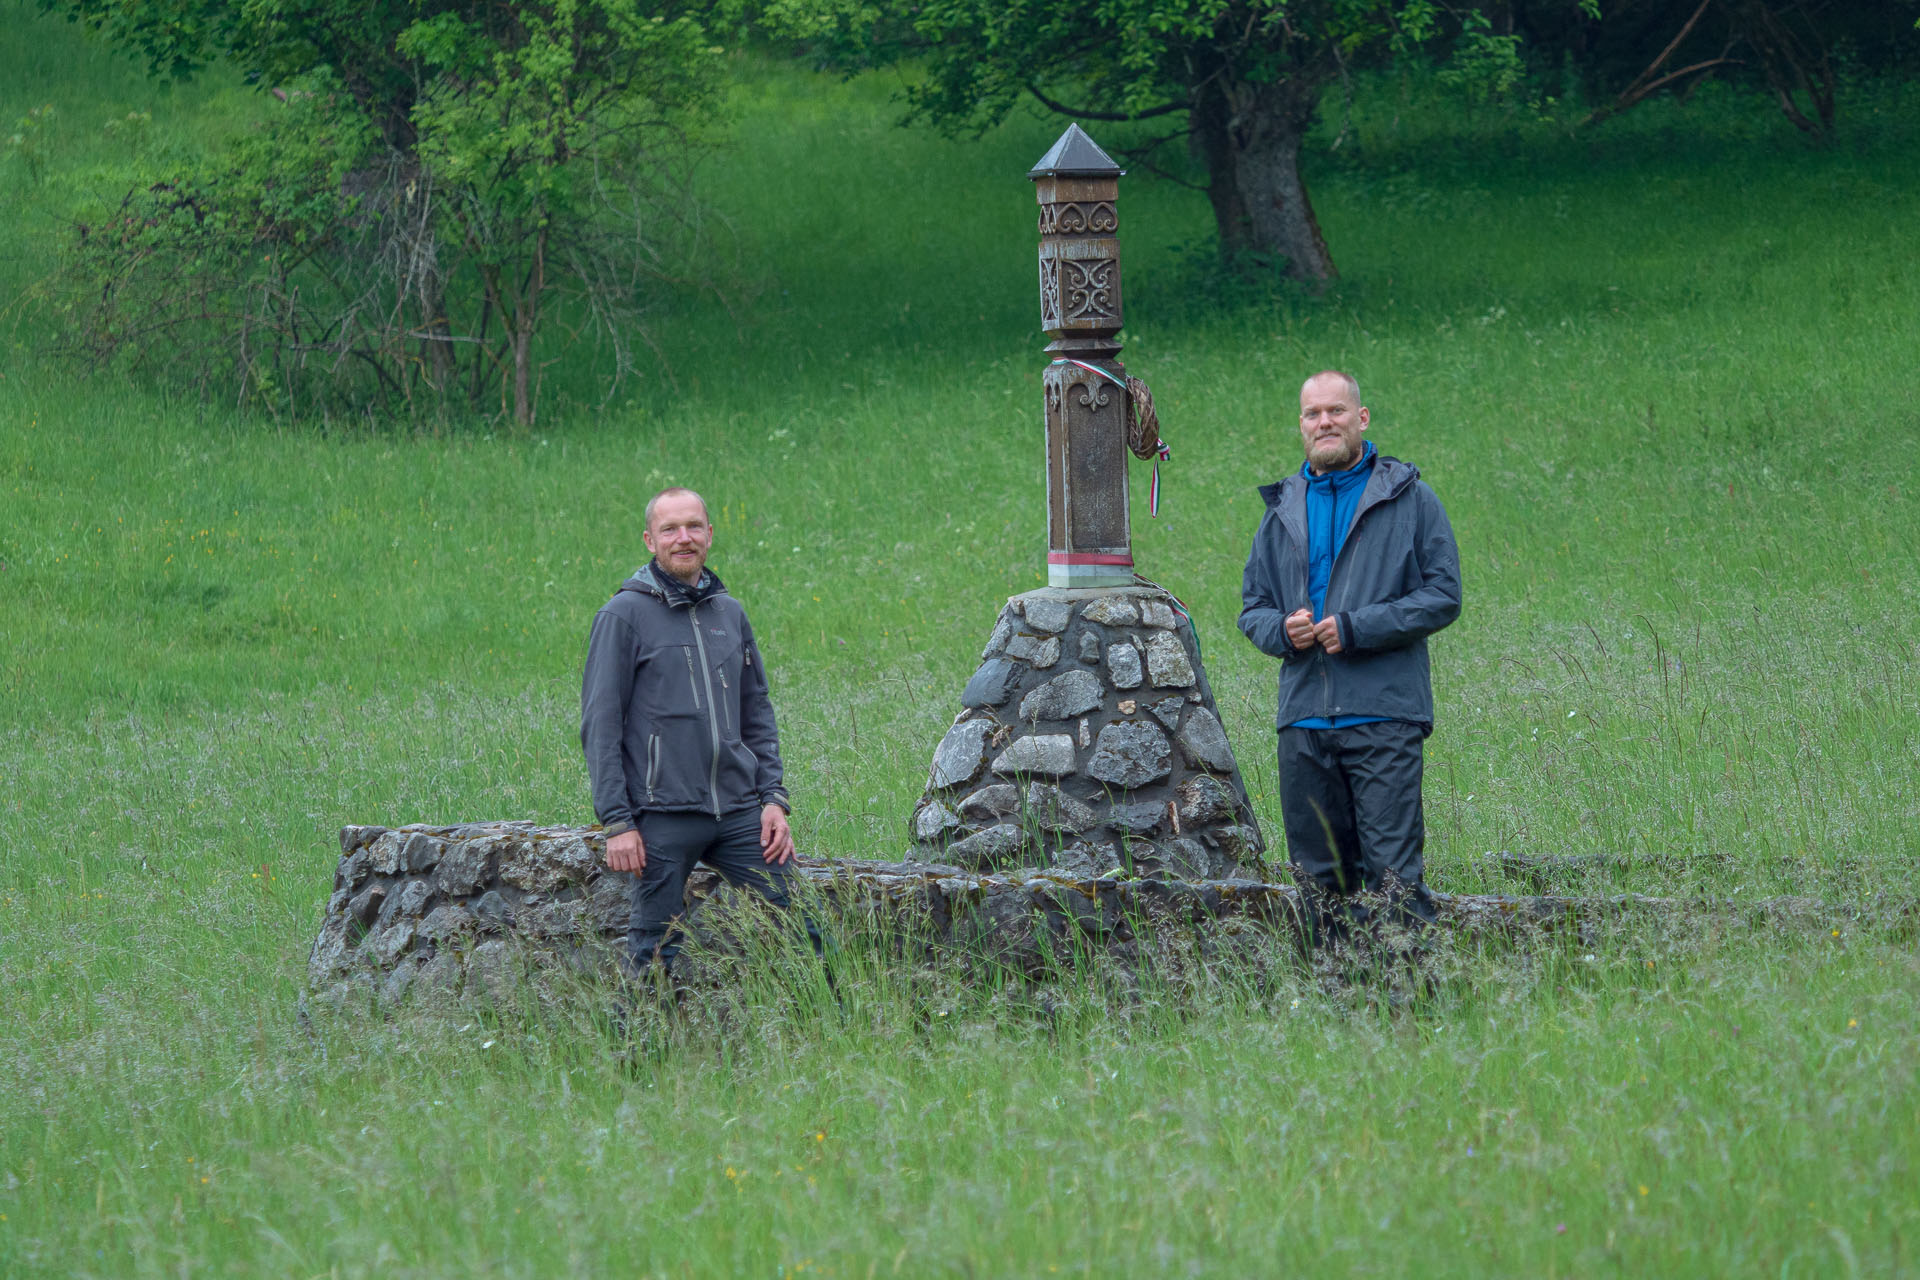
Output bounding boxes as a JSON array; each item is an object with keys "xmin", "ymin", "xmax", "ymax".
[
  {"xmin": 602, "ymin": 819, "xmax": 635, "ymax": 839},
  {"xmin": 761, "ymin": 790, "xmax": 791, "ymax": 814},
  {"xmin": 1336, "ymin": 613, "xmax": 1356, "ymax": 653}
]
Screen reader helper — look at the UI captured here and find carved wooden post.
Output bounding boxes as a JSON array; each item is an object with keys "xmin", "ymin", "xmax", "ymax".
[{"xmin": 1031, "ymin": 125, "xmax": 1132, "ymax": 589}]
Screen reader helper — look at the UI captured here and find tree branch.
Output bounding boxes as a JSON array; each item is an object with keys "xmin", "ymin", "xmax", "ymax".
[{"xmin": 1022, "ymin": 83, "xmax": 1185, "ymax": 122}]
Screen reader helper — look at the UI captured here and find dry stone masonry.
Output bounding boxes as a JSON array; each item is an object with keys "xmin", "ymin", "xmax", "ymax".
[
  {"xmin": 309, "ymin": 821, "xmax": 1851, "ymax": 1006},
  {"xmin": 910, "ymin": 585, "xmax": 1267, "ymax": 880}
]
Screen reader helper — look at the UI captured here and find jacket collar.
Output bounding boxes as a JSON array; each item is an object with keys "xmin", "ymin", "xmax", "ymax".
[
  {"xmin": 618, "ymin": 562, "xmax": 729, "ymax": 609},
  {"xmin": 1262, "ymin": 454, "xmax": 1418, "ymax": 511}
]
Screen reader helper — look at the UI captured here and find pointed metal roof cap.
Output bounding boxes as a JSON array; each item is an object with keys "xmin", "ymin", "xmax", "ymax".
[{"xmin": 1028, "ymin": 123, "xmax": 1124, "ymax": 179}]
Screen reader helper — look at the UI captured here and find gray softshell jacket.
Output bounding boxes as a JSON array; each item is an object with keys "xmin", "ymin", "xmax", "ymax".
[
  {"xmin": 1239, "ymin": 455, "xmax": 1462, "ymax": 731},
  {"xmin": 579, "ymin": 565, "xmax": 788, "ymax": 837}
]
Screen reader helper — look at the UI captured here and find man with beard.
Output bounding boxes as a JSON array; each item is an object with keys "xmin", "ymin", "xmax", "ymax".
[
  {"xmin": 580, "ymin": 487, "xmax": 819, "ymax": 980},
  {"xmin": 1239, "ymin": 371, "xmax": 1463, "ymax": 941}
]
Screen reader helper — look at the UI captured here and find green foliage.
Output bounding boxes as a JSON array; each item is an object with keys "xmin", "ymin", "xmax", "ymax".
[
  {"xmin": 38, "ymin": 0, "xmax": 727, "ymax": 422},
  {"xmin": 3, "ymin": 102, "xmax": 56, "ymax": 184},
  {"xmin": 1435, "ymin": 11, "xmax": 1525, "ymax": 104}
]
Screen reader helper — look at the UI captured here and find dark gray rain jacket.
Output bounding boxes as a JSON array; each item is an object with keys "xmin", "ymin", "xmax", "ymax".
[
  {"xmin": 1239, "ymin": 455, "xmax": 1462, "ymax": 731},
  {"xmin": 580, "ymin": 564, "xmax": 788, "ymax": 836}
]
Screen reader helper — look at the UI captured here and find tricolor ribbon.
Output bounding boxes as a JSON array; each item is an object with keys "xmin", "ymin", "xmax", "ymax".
[{"xmin": 1049, "ymin": 357, "xmax": 1127, "ymax": 389}]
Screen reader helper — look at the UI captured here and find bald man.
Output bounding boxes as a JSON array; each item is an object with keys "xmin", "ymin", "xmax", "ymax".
[
  {"xmin": 580, "ymin": 487, "xmax": 818, "ymax": 980},
  {"xmin": 1239, "ymin": 372, "xmax": 1462, "ymax": 942}
]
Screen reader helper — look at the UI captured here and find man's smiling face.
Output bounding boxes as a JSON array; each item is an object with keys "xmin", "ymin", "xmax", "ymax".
[
  {"xmin": 1298, "ymin": 372, "xmax": 1370, "ymax": 473},
  {"xmin": 643, "ymin": 492, "xmax": 713, "ymax": 585}
]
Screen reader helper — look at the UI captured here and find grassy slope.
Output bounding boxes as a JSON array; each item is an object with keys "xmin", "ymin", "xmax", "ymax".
[{"xmin": 3, "ymin": 7, "xmax": 1918, "ymax": 1275}]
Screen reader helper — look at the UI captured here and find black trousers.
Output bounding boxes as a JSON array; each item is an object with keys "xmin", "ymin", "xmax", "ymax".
[
  {"xmin": 628, "ymin": 807, "xmax": 823, "ymax": 972},
  {"xmin": 1276, "ymin": 720, "xmax": 1437, "ymax": 932}
]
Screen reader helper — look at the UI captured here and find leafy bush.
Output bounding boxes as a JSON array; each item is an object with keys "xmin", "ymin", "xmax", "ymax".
[{"xmin": 42, "ymin": 0, "xmax": 726, "ymax": 423}]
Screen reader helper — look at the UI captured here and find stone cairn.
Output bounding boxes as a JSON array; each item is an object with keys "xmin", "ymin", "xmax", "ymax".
[{"xmin": 909, "ymin": 584, "xmax": 1266, "ymax": 881}]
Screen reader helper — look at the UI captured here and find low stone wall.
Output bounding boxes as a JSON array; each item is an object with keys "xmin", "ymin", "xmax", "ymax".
[{"xmin": 310, "ymin": 821, "xmax": 1843, "ymax": 1006}]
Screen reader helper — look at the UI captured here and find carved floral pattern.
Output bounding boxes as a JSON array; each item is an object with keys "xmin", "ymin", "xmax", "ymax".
[{"xmin": 1061, "ymin": 259, "xmax": 1116, "ymax": 322}]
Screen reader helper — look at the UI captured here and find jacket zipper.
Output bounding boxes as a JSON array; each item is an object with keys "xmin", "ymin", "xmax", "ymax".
[
  {"xmin": 645, "ymin": 734, "xmax": 659, "ymax": 803},
  {"xmin": 688, "ymin": 602, "xmax": 724, "ymax": 818},
  {"xmin": 1314, "ymin": 473, "xmax": 1401, "ymax": 718},
  {"xmin": 717, "ymin": 668, "xmax": 731, "ymax": 737}
]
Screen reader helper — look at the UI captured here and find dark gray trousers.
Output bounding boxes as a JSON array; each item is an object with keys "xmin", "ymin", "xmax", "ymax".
[
  {"xmin": 1277, "ymin": 720, "xmax": 1437, "ymax": 935},
  {"xmin": 628, "ymin": 806, "xmax": 822, "ymax": 972}
]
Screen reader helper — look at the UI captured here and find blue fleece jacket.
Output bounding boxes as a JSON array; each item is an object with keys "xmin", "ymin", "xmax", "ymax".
[{"xmin": 1295, "ymin": 441, "xmax": 1387, "ymax": 730}]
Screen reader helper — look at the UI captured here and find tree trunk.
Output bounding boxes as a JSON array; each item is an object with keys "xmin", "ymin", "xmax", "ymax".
[
  {"xmin": 1190, "ymin": 75, "xmax": 1337, "ymax": 282},
  {"xmin": 512, "ymin": 228, "xmax": 547, "ymax": 427}
]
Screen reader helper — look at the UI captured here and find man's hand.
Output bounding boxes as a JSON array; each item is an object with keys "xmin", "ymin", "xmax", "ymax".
[
  {"xmin": 760, "ymin": 803, "xmax": 795, "ymax": 865},
  {"xmin": 1284, "ymin": 608, "xmax": 1318, "ymax": 651},
  {"xmin": 1312, "ymin": 616, "xmax": 1344, "ymax": 654},
  {"xmin": 606, "ymin": 828, "xmax": 646, "ymax": 874}
]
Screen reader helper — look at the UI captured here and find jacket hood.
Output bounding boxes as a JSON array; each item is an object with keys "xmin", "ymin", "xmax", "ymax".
[
  {"xmin": 617, "ymin": 562, "xmax": 729, "ymax": 603},
  {"xmin": 1260, "ymin": 454, "xmax": 1419, "ymax": 509}
]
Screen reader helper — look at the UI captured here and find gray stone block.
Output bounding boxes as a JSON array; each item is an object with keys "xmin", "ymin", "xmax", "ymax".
[
  {"xmin": 1145, "ymin": 631, "xmax": 1195, "ymax": 687},
  {"xmin": 948, "ymin": 824, "xmax": 1029, "ymax": 869},
  {"xmin": 420, "ymin": 903, "xmax": 476, "ymax": 941},
  {"xmin": 436, "ymin": 838, "xmax": 494, "ymax": 897},
  {"xmin": 961, "ymin": 658, "xmax": 1020, "ymax": 708},
  {"xmin": 1022, "ymin": 596, "xmax": 1073, "ymax": 634},
  {"xmin": 929, "ymin": 718, "xmax": 994, "ymax": 789},
  {"xmin": 1087, "ymin": 721, "xmax": 1172, "ymax": 788},
  {"xmin": 395, "ymin": 878, "xmax": 434, "ymax": 918},
  {"xmin": 1176, "ymin": 775, "xmax": 1235, "ymax": 825},
  {"xmin": 1140, "ymin": 600, "xmax": 1178, "ymax": 629},
  {"xmin": 587, "ymin": 874, "xmax": 630, "ymax": 931},
  {"xmin": 1106, "ymin": 642, "xmax": 1143, "ymax": 689},
  {"xmin": 348, "ymin": 883, "xmax": 386, "ymax": 927},
  {"xmin": 913, "ymin": 801, "xmax": 962, "ymax": 842},
  {"xmin": 991, "ymin": 734, "xmax": 1078, "ymax": 779},
  {"xmin": 472, "ymin": 890, "xmax": 516, "ymax": 929},
  {"xmin": 1023, "ymin": 783, "xmax": 1097, "ymax": 835},
  {"xmin": 369, "ymin": 917, "xmax": 416, "ymax": 965},
  {"xmin": 1077, "ymin": 631, "xmax": 1102, "ymax": 665},
  {"xmin": 1080, "ymin": 597, "xmax": 1139, "ymax": 626},
  {"xmin": 958, "ymin": 783, "xmax": 1021, "ymax": 824},
  {"xmin": 1019, "ymin": 669, "xmax": 1103, "ymax": 721},
  {"xmin": 1175, "ymin": 707, "xmax": 1236, "ymax": 772},
  {"xmin": 1005, "ymin": 632, "xmax": 1061, "ymax": 669},
  {"xmin": 1107, "ymin": 801, "xmax": 1169, "ymax": 835},
  {"xmin": 1164, "ymin": 837, "xmax": 1224, "ymax": 880},
  {"xmin": 1148, "ymin": 696, "xmax": 1185, "ymax": 729},
  {"xmin": 982, "ymin": 613, "xmax": 1014, "ymax": 660},
  {"xmin": 499, "ymin": 836, "xmax": 597, "ymax": 893},
  {"xmin": 1049, "ymin": 840, "xmax": 1106, "ymax": 879}
]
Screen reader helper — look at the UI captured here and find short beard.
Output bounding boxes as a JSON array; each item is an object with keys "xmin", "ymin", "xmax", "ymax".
[{"xmin": 1307, "ymin": 438, "xmax": 1362, "ymax": 472}]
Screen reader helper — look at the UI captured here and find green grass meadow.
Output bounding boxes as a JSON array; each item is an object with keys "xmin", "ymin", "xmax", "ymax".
[{"xmin": 4, "ymin": 7, "xmax": 1920, "ymax": 1275}]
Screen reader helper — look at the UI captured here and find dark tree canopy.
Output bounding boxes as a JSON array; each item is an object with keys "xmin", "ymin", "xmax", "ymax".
[{"xmin": 759, "ymin": 0, "xmax": 1575, "ymax": 281}]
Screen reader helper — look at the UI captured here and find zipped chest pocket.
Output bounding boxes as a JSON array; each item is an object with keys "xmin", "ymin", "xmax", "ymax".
[{"xmin": 683, "ymin": 649, "xmax": 702, "ymax": 710}]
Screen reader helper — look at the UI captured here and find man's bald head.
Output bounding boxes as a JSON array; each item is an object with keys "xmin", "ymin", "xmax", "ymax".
[
  {"xmin": 644, "ymin": 487, "xmax": 710, "ymax": 535},
  {"xmin": 1301, "ymin": 369, "xmax": 1361, "ymax": 408}
]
